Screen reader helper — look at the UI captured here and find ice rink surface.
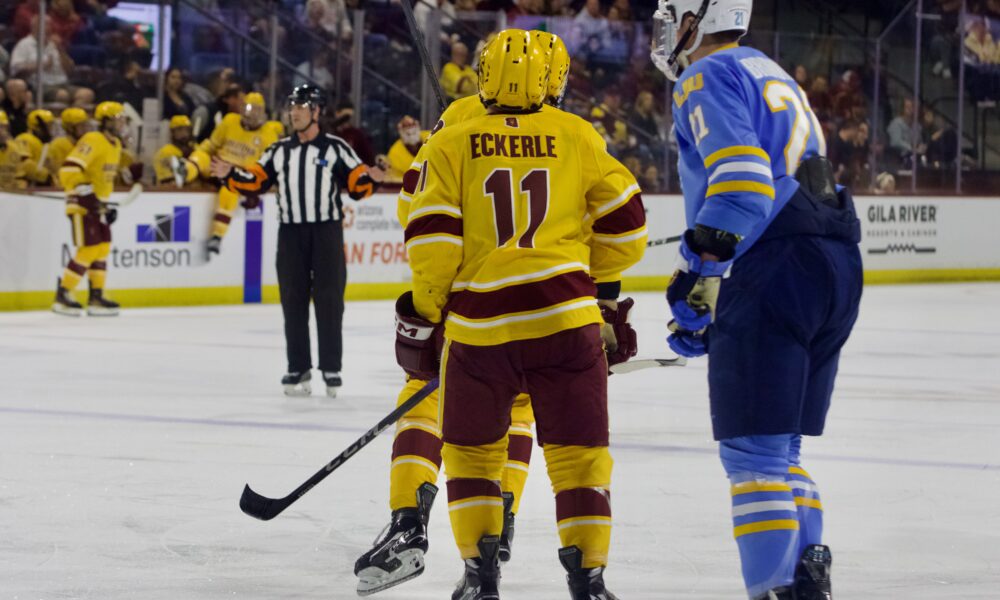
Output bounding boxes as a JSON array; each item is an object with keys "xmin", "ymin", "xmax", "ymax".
[{"xmin": 2, "ymin": 284, "xmax": 999, "ymax": 599}]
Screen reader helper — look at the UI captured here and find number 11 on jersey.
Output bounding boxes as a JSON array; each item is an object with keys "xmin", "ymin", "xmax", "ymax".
[{"xmin": 484, "ymin": 168, "xmax": 550, "ymax": 249}]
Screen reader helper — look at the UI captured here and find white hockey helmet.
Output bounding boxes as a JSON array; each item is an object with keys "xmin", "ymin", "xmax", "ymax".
[{"xmin": 651, "ymin": 0, "xmax": 753, "ymax": 81}]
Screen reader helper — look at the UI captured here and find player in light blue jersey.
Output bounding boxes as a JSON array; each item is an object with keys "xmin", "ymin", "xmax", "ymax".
[{"xmin": 652, "ymin": 1, "xmax": 863, "ymax": 599}]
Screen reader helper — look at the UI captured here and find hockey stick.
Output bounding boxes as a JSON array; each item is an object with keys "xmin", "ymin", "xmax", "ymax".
[
  {"xmin": 6, "ymin": 183, "xmax": 142, "ymax": 207},
  {"xmin": 400, "ymin": 0, "xmax": 448, "ymax": 112},
  {"xmin": 647, "ymin": 234, "xmax": 682, "ymax": 248},
  {"xmin": 609, "ymin": 357, "xmax": 687, "ymax": 374},
  {"xmin": 240, "ymin": 377, "xmax": 441, "ymax": 521}
]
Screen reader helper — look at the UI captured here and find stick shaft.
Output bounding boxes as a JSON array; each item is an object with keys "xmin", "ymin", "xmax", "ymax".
[
  {"xmin": 400, "ymin": 0, "xmax": 448, "ymax": 111},
  {"xmin": 240, "ymin": 378, "xmax": 440, "ymax": 519}
]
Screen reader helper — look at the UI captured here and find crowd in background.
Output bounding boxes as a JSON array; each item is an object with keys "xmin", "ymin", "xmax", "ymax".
[{"xmin": 0, "ymin": 0, "xmax": 997, "ymax": 195}]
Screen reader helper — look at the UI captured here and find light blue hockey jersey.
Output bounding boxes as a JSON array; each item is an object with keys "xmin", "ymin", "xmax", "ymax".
[{"xmin": 672, "ymin": 44, "xmax": 827, "ymax": 258}]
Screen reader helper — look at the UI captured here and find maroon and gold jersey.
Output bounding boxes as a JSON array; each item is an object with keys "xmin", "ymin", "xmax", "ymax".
[{"xmin": 406, "ymin": 108, "xmax": 647, "ymax": 346}]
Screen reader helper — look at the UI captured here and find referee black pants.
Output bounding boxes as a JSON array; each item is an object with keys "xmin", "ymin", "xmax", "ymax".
[{"xmin": 276, "ymin": 221, "xmax": 346, "ymax": 374}]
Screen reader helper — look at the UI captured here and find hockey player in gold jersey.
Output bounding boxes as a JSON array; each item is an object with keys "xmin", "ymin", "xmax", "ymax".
[
  {"xmin": 0, "ymin": 110, "xmax": 31, "ymax": 190},
  {"xmin": 52, "ymin": 101, "xmax": 127, "ymax": 317},
  {"xmin": 153, "ymin": 115, "xmax": 199, "ymax": 186},
  {"xmin": 16, "ymin": 109, "xmax": 57, "ymax": 185},
  {"xmin": 189, "ymin": 92, "xmax": 283, "ymax": 256},
  {"xmin": 353, "ymin": 32, "xmax": 579, "ymax": 598},
  {"xmin": 48, "ymin": 108, "xmax": 91, "ymax": 182},
  {"xmin": 397, "ymin": 30, "xmax": 645, "ymax": 599}
]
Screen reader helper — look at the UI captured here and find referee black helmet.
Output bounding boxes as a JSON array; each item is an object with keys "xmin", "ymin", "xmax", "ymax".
[{"xmin": 287, "ymin": 84, "xmax": 326, "ymax": 112}]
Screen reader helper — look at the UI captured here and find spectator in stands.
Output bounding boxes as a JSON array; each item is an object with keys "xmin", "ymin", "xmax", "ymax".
[
  {"xmin": 549, "ymin": 0, "xmax": 575, "ymax": 17},
  {"xmin": 829, "ymin": 119, "xmax": 859, "ymax": 184},
  {"xmin": 629, "ymin": 90, "xmax": 660, "ymax": 139},
  {"xmin": 612, "ymin": 0, "xmax": 633, "ymax": 20},
  {"xmin": 831, "ymin": 69, "xmax": 864, "ymax": 121},
  {"xmin": 318, "ymin": 0, "xmax": 354, "ymax": 40},
  {"xmin": 49, "ymin": 86, "xmax": 71, "ymax": 109},
  {"xmin": 385, "ymin": 115, "xmax": 428, "ymax": 183},
  {"xmin": 415, "ymin": 0, "xmax": 456, "ymax": 40},
  {"xmin": 72, "ymin": 86, "xmax": 95, "ymax": 112},
  {"xmin": 923, "ymin": 108, "xmax": 958, "ymax": 168},
  {"xmin": 793, "ymin": 64, "xmax": 809, "ymax": 88},
  {"xmin": 163, "ymin": 67, "xmax": 196, "ymax": 120},
  {"xmin": 300, "ymin": 0, "xmax": 336, "ymax": 44},
  {"xmin": 330, "ymin": 99, "xmax": 376, "ymax": 165},
  {"xmin": 200, "ymin": 82, "xmax": 244, "ymax": 142},
  {"xmin": 9, "ymin": 15, "xmax": 74, "ymax": 87},
  {"xmin": 294, "ymin": 45, "xmax": 334, "ymax": 90},
  {"xmin": 574, "ymin": 0, "xmax": 610, "ymax": 52},
  {"xmin": 48, "ymin": 0, "xmax": 84, "ymax": 49},
  {"xmin": 440, "ymin": 41, "xmax": 476, "ymax": 100},
  {"xmin": 641, "ymin": 163, "xmax": 660, "ymax": 193},
  {"xmin": 591, "ymin": 89, "xmax": 628, "ymax": 155},
  {"xmin": 887, "ymin": 97, "xmax": 925, "ymax": 171},
  {"xmin": 12, "ymin": 0, "xmax": 40, "ymax": 41},
  {"xmin": 807, "ymin": 75, "xmax": 832, "ymax": 123},
  {"xmin": 96, "ymin": 57, "xmax": 145, "ymax": 111},
  {"xmin": 2, "ymin": 79, "xmax": 31, "ymax": 136},
  {"xmin": 964, "ymin": 17, "xmax": 999, "ymax": 65}
]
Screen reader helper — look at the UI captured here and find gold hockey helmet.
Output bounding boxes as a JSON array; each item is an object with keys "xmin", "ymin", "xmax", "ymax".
[
  {"xmin": 478, "ymin": 29, "xmax": 552, "ymax": 113},
  {"xmin": 543, "ymin": 32, "xmax": 570, "ymax": 107},
  {"xmin": 61, "ymin": 107, "xmax": 89, "ymax": 127},
  {"xmin": 28, "ymin": 109, "xmax": 55, "ymax": 132},
  {"xmin": 95, "ymin": 101, "xmax": 125, "ymax": 121},
  {"xmin": 169, "ymin": 115, "xmax": 193, "ymax": 129}
]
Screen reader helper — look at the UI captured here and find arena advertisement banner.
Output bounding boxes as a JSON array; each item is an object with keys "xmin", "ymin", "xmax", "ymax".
[
  {"xmin": 3, "ymin": 191, "xmax": 1000, "ymax": 311},
  {"xmin": 854, "ymin": 196, "xmax": 1000, "ymax": 278},
  {"xmin": 0, "ymin": 191, "xmax": 245, "ymax": 309}
]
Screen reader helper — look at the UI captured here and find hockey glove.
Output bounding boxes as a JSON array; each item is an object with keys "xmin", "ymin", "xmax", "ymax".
[
  {"xmin": 666, "ymin": 228, "xmax": 734, "ymax": 333},
  {"xmin": 599, "ymin": 297, "xmax": 638, "ymax": 366},
  {"xmin": 241, "ymin": 194, "xmax": 261, "ymax": 210},
  {"xmin": 667, "ymin": 321, "xmax": 708, "ymax": 358},
  {"xmin": 105, "ymin": 207, "xmax": 118, "ymax": 225},
  {"xmin": 394, "ymin": 291, "xmax": 442, "ymax": 381}
]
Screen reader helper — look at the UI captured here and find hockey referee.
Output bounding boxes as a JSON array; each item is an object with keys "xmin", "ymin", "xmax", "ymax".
[{"xmin": 210, "ymin": 84, "xmax": 385, "ymax": 397}]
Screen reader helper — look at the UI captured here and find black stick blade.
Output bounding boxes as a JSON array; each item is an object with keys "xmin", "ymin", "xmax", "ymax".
[{"xmin": 240, "ymin": 484, "xmax": 286, "ymax": 521}]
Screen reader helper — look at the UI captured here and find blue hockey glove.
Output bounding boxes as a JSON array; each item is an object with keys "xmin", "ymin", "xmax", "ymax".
[
  {"xmin": 667, "ymin": 320, "xmax": 708, "ymax": 358},
  {"xmin": 666, "ymin": 231, "xmax": 732, "ymax": 333}
]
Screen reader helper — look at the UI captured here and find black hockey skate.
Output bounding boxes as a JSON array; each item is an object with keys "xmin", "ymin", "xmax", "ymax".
[
  {"xmin": 281, "ymin": 371, "xmax": 311, "ymax": 396},
  {"xmin": 499, "ymin": 492, "xmax": 515, "ymax": 563},
  {"xmin": 355, "ymin": 483, "xmax": 437, "ymax": 596},
  {"xmin": 452, "ymin": 536, "xmax": 501, "ymax": 600},
  {"xmin": 322, "ymin": 371, "xmax": 342, "ymax": 398},
  {"xmin": 52, "ymin": 281, "xmax": 83, "ymax": 317},
  {"xmin": 87, "ymin": 285, "xmax": 120, "ymax": 316},
  {"xmin": 794, "ymin": 544, "xmax": 833, "ymax": 599},
  {"xmin": 206, "ymin": 235, "xmax": 222, "ymax": 257},
  {"xmin": 559, "ymin": 545, "xmax": 618, "ymax": 600}
]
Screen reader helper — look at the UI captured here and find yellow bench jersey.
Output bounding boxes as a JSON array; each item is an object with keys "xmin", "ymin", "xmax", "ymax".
[
  {"xmin": 196, "ymin": 113, "xmax": 283, "ymax": 169},
  {"xmin": 406, "ymin": 108, "xmax": 647, "ymax": 346},
  {"xmin": 0, "ymin": 141, "xmax": 29, "ymax": 189},
  {"xmin": 60, "ymin": 131, "xmax": 122, "ymax": 200},
  {"xmin": 153, "ymin": 143, "xmax": 184, "ymax": 184},
  {"xmin": 48, "ymin": 136, "xmax": 76, "ymax": 175}
]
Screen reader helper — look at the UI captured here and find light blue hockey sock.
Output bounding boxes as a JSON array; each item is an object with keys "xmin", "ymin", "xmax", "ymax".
[
  {"xmin": 787, "ymin": 435, "xmax": 824, "ymax": 556},
  {"xmin": 721, "ymin": 435, "xmax": 801, "ymax": 599}
]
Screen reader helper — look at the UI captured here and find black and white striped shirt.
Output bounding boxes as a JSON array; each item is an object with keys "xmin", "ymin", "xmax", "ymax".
[{"xmin": 227, "ymin": 132, "xmax": 376, "ymax": 224}]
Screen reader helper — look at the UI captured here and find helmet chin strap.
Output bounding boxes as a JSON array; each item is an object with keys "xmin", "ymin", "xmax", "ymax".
[
  {"xmin": 668, "ymin": 0, "xmax": 711, "ymax": 70},
  {"xmin": 294, "ymin": 105, "xmax": 319, "ymax": 133}
]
